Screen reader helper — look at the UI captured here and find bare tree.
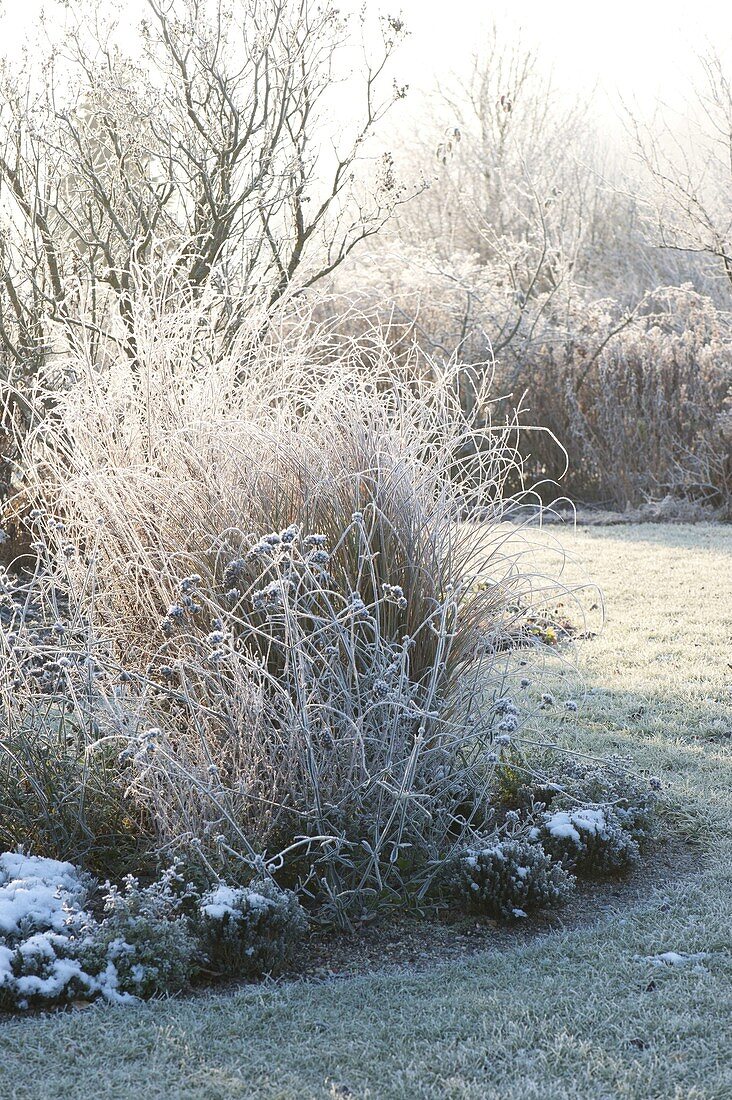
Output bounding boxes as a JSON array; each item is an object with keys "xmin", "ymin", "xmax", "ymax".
[
  {"xmin": 372, "ymin": 29, "xmax": 598, "ymax": 375},
  {"xmin": 0, "ymin": 0, "xmax": 411, "ymax": 383},
  {"xmin": 632, "ymin": 50, "xmax": 732, "ymax": 296}
]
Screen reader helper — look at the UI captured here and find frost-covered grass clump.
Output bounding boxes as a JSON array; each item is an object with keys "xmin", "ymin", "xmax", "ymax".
[
  {"xmin": 450, "ymin": 839, "xmax": 574, "ymax": 919},
  {"xmin": 11, "ymin": 321, "xmax": 575, "ymax": 928},
  {"xmin": 198, "ymin": 880, "xmax": 308, "ymax": 978}
]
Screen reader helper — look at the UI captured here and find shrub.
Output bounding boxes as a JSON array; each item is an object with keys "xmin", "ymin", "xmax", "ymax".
[
  {"xmin": 524, "ymin": 755, "xmax": 659, "ymax": 846},
  {"xmin": 502, "ymin": 753, "xmax": 655, "ymax": 878},
  {"xmin": 449, "ymin": 838, "xmax": 574, "ymax": 919},
  {"xmin": 0, "ymin": 853, "xmax": 95, "ymax": 1010},
  {"xmin": 537, "ymin": 806, "xmax": 640, "ymax": 876},
  {"xmin": 78, "ymin": 873, "xmax": 198, "ymax": 1000},
  {"xmin": 0, "ymin": 857, "xmax": 201, "ymax": 1010},
  {"xmin": 198, "ymin": 879, "xmax": 308, "ymax": 979},
  {"xmin": 330, "ymin": 262, "xmax": 732, "ymax": 513},
  {"xmin": 516, "ymin": 286, "xmax": 732, "ymax": 511},
  {"xmin": 0, "ymin": 853, "xmax": 308, "ymax": 1009},
  {"xmin": 0, "ymin": 930, "xmax": 99, "ymax": 1011}
]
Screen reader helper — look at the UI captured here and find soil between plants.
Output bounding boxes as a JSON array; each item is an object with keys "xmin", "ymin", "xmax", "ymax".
[
  {"xmin": 182, "ymin": 831, "xmax": 699, "ymax": 999},
  {"xmin": 279, "ymin": 832, "xmax": 699, "ymax": 983}
]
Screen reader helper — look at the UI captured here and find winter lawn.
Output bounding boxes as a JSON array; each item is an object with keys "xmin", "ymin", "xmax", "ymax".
[{"xmin": 1, "ymin": 522, "xmax": 731, "ymax": 1100}]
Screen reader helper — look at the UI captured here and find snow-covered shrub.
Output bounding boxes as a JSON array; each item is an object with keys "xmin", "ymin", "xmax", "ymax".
[
  {"xmin": 198, "ymin": 879, "xmax": 308, "ymax": 978},
  {"xmin": 537, "ymin": 806, "xmax": 640, "ymax": 876},
  {"xmin": 0, "ymin": 854, "xmax": 113, "ymax": 1009},
  {"xmin": 0, "ymin": 853, "xmax": 89, "ymax": 941},
  {"xmin": 0, "ymin": 856, "xmax": 201, "ymax": 1010},
  {"xmin": 514, "ymin": 756, "xmax": 651, "ymax": 879},
  {"xmin": 515, "ymin": 755, "xmax": 658, "ymax": 846},
  {"xmin": 0, "ymin": 931, "xmax": 99, "ymax": 1010},
  {"xmin": 449, "ymin": 839, "xmax": 574, "ymax": 920},
  {"xmin": 566, "ymin": 761, "xmax": 657, "ymax": 846},
  {"xmin": 78, "ymin": 873, "xmax": 198, "ymax": 999},
  {"xmin": 0, "ymin": 854, "xmax": 94, "ymax": 1010}
]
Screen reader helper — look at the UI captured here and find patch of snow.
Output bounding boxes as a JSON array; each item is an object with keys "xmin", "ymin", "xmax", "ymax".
[
  {"xmin": 572, "ymin": 808, "xmax": 607, "ymax": 834},
  {"xmin": 643, "ymin": 951, "xmax": 709, "ymax": 967},
  {"xmin": 201, "ymin": 884, "xmax": 241, "ymax": 920},
  {"xmin": 0, "ymin": 853, "xmax": 80, "ymax": 891},
  {"xmin": 94, "ymin": 959, "xmax": 138, "ymax": 1005},
  {"xmin": 468, "ymin": 846, "xmax": 505, "ymax": 863},
  {"xmin": 15, "ymin": 931, "xmax": 57, "ymax": 960},
  {"xmin": 200, "ymin": 883, "xmax": 273, "ymax": 920},
  {"xmin": 544, "ymin": 811, "xmax": 580, "ymax": 843},
  {"xmin": 245, "ymin": 892, "xmax": 272, "ymax": 911},
  {"xmin": 544, "ymin": 807, "xmax": 607, "ymax": 843},
  {"xmin": 0, "ymin": 943, "xmax": 14, "ymax": 987},
  {"xmin": 0, "ymin": 853, "xmax": 87, "ymax": 939}
]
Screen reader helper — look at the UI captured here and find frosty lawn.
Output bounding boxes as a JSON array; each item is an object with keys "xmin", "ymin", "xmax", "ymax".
[{"xmin": 1, "ymin": 523, "xmax": 730, "ymax": 1100}]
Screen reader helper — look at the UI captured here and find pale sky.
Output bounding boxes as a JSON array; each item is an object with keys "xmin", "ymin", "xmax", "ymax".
[
  {"xmin": 393, "ymin": 0, "xmax": 732, "ymax": 113},
  {"xmin": 1, "ymin": 0, "xmax": 731, "ymax": 115}
]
